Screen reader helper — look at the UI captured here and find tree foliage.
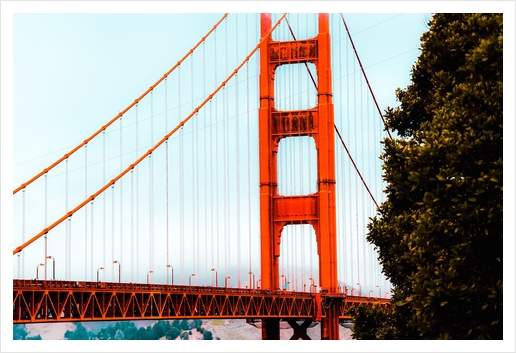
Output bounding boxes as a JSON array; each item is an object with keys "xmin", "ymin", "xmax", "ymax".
[
  {"xmin": 13, "ymin": 325, "xmax": 42, "ymax": 340},
  {"xmin": 61, "ymin": 319, "xmax": 213, "ymax": 340},
  {"xmin": 64, "ymin": 322, "xmax": 95, "ymax": 340},
  {"xmin": 353, "ymin": 13, "xmax": 503, "ymax": 340}
]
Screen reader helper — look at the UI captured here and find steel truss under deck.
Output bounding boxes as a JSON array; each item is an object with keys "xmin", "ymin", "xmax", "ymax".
[{"xmin": 13, "ymin": 279, "xmax": 389, "ymax": 324}]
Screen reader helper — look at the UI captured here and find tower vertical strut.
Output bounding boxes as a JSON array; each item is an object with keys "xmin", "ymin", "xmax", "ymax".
[{"xmin": 259, "ymin": 13, "xmax": 340, "ymax": 340}]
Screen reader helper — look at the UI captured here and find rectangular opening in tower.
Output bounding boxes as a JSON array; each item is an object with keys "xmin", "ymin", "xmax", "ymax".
[
  {"xmin": 277, "ymin": 136, "xmax": 317, "ymax": 196},
  {"xmin": 274, "ymin": 63, "xmax": 317, "ymax": 111},
  {"xmin": 278, "ymin": 224, "xmax": 319, "ymax": 293}
]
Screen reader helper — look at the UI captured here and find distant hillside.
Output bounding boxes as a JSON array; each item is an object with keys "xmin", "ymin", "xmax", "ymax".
[{"xmin": 19, "ymin": 319, "xmax": 354, "ymax": 340}]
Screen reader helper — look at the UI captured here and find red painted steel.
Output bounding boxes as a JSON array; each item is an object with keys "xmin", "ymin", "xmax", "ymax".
[
  {"xmin": 13, "ymin": 280, "xmax": 389, "ymax": 324},
  {"xmin": 259, "ymin": 13, "xmax": 339, "ymax": 340}
]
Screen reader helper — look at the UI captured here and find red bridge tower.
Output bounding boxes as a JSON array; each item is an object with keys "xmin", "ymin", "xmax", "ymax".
[{"xmin": 259, "ymin": 13, "xmax": 340, "ymax": 340}]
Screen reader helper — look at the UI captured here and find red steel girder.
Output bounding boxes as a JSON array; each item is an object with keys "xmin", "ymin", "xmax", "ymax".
[
  {"xmin": 13, "ymin": 280, "xmax": 390, "ymax": 324},
  {"xmin": 13, "ymin": 280, "xmax": 314, "ymax": 324}
]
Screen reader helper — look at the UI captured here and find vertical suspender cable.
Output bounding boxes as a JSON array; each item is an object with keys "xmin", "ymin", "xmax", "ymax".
[
  {"xmin": 191, "ymin": 52, "xmax": 196, "ymax": 282},
  {"xmin": 235, "ymin": 14, "xmax": 241, "ymax": 288},
  {"xmin": 223, "ymin": 17, "xmax": 229, "ymax": 281},
  {"xmin": 66, "ymin": 159, "xmax": 70, "ymax": 280},
  {"xmin": 337, "ymin": 17, "xmax": 344, "ymax": 287},
  {"xmin": 103, "ymin": 130, "xmax": 106, "ymax": 281},
  {"xmin": 111, "ymin": 184, "xmax": 115, "ymax": 283},
  {"xmin": 131, "ymin": 168, "xmax": 134, "ymax": 283},
  {"xmin": 20, "ymin": 189, "xmax": 25, "ymax": 278},
  {"xmin": 165, "ymin": 78, "xmax": 169, "ymax": 284},
  {"xmin": 209, "ymin": 70, "xmax": 214, "ymax": 274},
  {"xmin": 130, "ymin": 114, "xmax": 135, "ymax": 282},
  {"xmin": 149, "ymin": 91, "xmax": 154, "ymax": 276},
  {"xmin": 214, "ymin": 28, "xmax": 220, "ymax": 279},
  {"xmin": 345, "ymin": 33, "xmax": 354, "ymax": 291},
  {"xmin": 202, "ymin": 42, "xmax": 209, "ymax": 284},
  {"xmin": 246, "ymin": 13, "xmax": 252, "ymax": 284},
  {"xmin": 91, "ymin": 200, "xmax": 95, "ymax": 280},
  {"xmin": 149, "ymin": 154, "xmax": 152, "ymax": 277},
  {"xmin": 84, "ymin": 146, "xmax": 88, "ymax": 280},
  {"xmin": 202, "ymin": 41, "xmax": 208, "ymax": 284},
  {"xmin": 119, "ymin": 117, "xmax": 124, "ymax": 282},
  {"xmin": 179, "ymin": 66, "xmax": 184, "ymax": 284},
  {"xmin": 44, "ymin": 173, "xmax": 48, "ymax": 281},
  {"xmin": 135, "ymin": 104, "xmax": 139, "ymax": 283}
]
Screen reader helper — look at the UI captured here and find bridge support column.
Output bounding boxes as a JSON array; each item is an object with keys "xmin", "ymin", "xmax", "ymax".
[
  {"xmin": 262, "ymin": 319, "xmax": 280, "ymax": 340},
  {"xmin": 287, "ymin": 319, "xmax": 313, "ymax": 340},
  {"xmin": 320, "ymin": 298, "xmax": 341, "ymax": 340}
]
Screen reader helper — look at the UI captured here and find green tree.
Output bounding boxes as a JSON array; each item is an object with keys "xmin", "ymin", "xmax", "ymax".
[
  {"xmin": 356, "ymin": 13, "xmax": 503, "ymax": 340},
  {"xmin": 13, "ymin": 325, "xmax": 41, "ymax": 340},
  {"xmin": 13, "ymin": 325, "xmax": 28, "ymax": 340},
  {"xmin": 97, "ymin": 321, "xmax": 138, "ymax": 340},
  {"xmin": 166, "ymin": 326, "xmax": 181, "ymax": 340},
  {"xmin": 179, "ymin": 319, "xmax": 190, "ymax": 331},
  {"xmin": 64, "ymin": 322, "xmax": 95, "ymax": 340},
  {"xmin": 203, "ymin": 330, "xmax": 213, "ymax": 340}
]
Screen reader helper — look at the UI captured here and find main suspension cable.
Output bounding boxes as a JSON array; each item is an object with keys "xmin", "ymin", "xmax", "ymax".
[
  {"xmin": 13, "ymin": 13, "xmax": 229, "ymax": 195},
  {"xmin": 340, "ymin": 13, "xmax": 392, "ymax": 140},
  {"xmin": 12, "ymin": 13, "xmax": 288, "ymax": 256},
  {"xmin": 284, "ymin": 15, "xmax": 379, "ymax": 210}
]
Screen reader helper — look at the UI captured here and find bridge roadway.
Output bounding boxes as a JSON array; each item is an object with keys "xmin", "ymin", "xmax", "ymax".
[{"xmin": 13, "ymin": 279, "xmax": 389, "ymax": 324}]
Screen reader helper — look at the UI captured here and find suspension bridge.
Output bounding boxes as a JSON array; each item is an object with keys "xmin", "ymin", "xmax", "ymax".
[{"xmin": 12, "ymin": 13, "xmax": 408, "ymax": 340}]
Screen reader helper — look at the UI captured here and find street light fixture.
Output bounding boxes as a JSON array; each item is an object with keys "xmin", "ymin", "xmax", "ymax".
[
  {"xmin": 376, "ymin": 285, "xmax": 381, "ymax": 298},
  {"xmin": 211, "ymin": 268, "xmax": 218, "ymax": 287},
  {"xmin": 113, "ymin": 260, "xmax": 121, "ymax": 283},
  {"xmin": 225, "ymin": 276, "xmax": 231, "ymax": 288},
  {"xmin": 166, "ymin": 264, "xmax": 174, "ymax": 285},
  {"xmin": 147, "ymin": 270, "xmax": 154, "ymax": 284},
  {"xmin": 256, "ymin": 279, "xmax": 261, "ymax": 289},
  {"xmin": 308, "ymin": 278, "xmax": 315, "ymax": 292},
  {"xmin": 248, "ymin": 272, "xmax": 254, "ymax": 289},
  {"xmin": 189, "ymin": 273, "xmax": 196, "ymax": 286},
  {"xmin": 35, "ymin": 263, "xmax": 44, "ymax": 280},
  {"xmin": 356, "ymin": 282, "xmax": 361, "ymax": 296},
  {"xmin": 46, "ymin": 256, "xmax": 55, "ymax": 280},
  {"xmin": 97, "ymin": 267, "xmax": 104, "ymax": 282},
  {"xmin": 280, "ymin": 274, "xmax": 289, "ymax": 290}
]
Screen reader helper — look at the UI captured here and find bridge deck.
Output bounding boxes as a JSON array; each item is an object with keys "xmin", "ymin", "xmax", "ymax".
[{"xmin": 13, "ymin": 279, "xmax": 389, "ymax": 324}]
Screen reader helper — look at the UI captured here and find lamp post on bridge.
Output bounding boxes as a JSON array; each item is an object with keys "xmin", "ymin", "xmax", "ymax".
[
  {"xmin": 248, "ymin": 272, "xmax": 254, "ymax": 289},
  {"xmin": 211, "ymin": 268, "xmax": 218, "ymax": 287},
  {"xmin": 356, "ymin": 282, "xmax": 362, "ymax": 296},
  {"xmin": 309, "ymin": 277, "xmax": 315, "ymax": 293},
  {"xmin": 351, "ymin": 287, "xmax": 356, "ymax": 296},
  {"xmin": 97, "ymin": 267, "xmax": 104, "ymax": 282},
  {"xmin": 46, "ymin": 255, "xmax": 55, "ymax": 280},
  {"xmin": 281, "ymin": 274, "xmax": 288, "ymax": 290},
  {"xmin": 376, "ymin": 285, "xmax": 381, "ymax": 298},
  {"xmin": 189, "ymin": 273, "xmax": 196, "ymax": 286},
  {"xmin": 167, "ymin": 264, "xmax": 174, "ymax": 285},
  {"xmin": 35, "ymin": 263, "xmax": 44, "ymax": 280},
  {"xmin": 256, "ymin": 278, "xmax": 261, "ymax": 289},
  {"xmin": 225, "ymin": 276, "xmax": 231, "ymax": 288},
  {"xmin": 147, "ymin": 270, "xmax": 154, "ymax": 284},
  {"xmin": 113, "ymin": 260, "xmax": 121, "ymax": 283}
]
